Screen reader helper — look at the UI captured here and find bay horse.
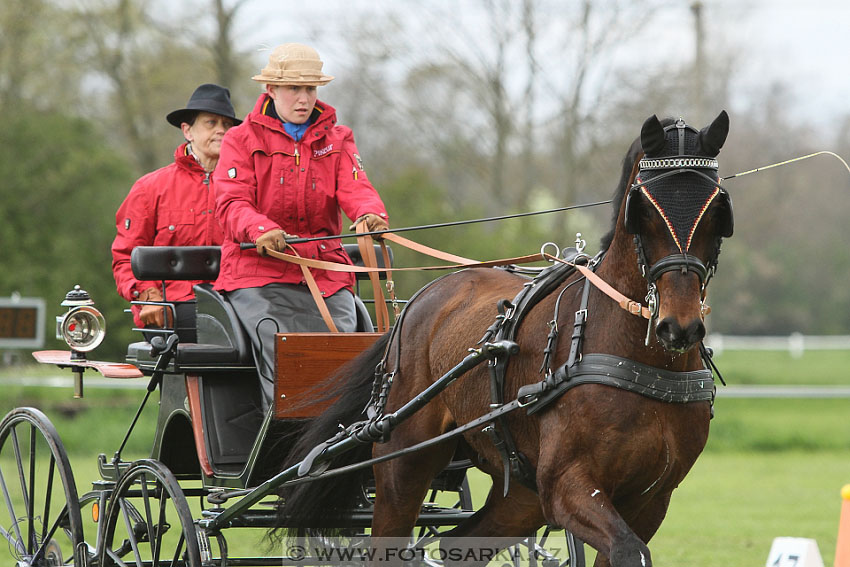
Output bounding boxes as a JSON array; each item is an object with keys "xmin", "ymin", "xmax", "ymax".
[{"xmin": 276, "ymin": 111, "xmax": 733, "ymax": 567}]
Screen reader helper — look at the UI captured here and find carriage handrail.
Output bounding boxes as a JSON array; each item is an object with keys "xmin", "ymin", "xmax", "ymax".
[{"xmin": 198, "ymin": 339, "xmax": 519, "ymax": 531}]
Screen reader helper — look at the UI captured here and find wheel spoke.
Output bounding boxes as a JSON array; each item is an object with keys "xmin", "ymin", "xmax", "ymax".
[
  {"xmin": 0, "ymin": 409, "xmax": 83, "ymax": 566},
  {"xmin": 0, "ymin": 463, "xmax": 26, "ymax": 555},
  {"xmin": 101, "ymin": 460, "xmax": 200, "ymax": 567},
  {"xmin": 42, "ymin": 453, "xmax": 56, "ymax": 540},
  {"xmin": 106, "ymin": 545, "xmax": 132, "ymax": 567},
  {"xmin": 154, "ymin": 490, "xmax": 167, "ymax": 567},
  {"xmin": 169, "ymin": 530, "xmax": 186, "ymax": 567},
  {"xmin": 141, "ymin": 473, "xmax": 162, "ymax": 565},
  {"xmin": 27, "ymin": 424, "xmax": 36, "ymax": 556},
  {"xmin": 0, "ymin": 521, "xmax": 26, "ymax": 557},
  {"xmin": 120, "ymin": 496, "xmax": 145, "ymax": 566},
  {"xmin": 34, "ymin": 500, "xmax": 76, "ymax": 565},
  {"xmin": 10, "ymin": 427, "xmax": 29, "ymax": 514}
]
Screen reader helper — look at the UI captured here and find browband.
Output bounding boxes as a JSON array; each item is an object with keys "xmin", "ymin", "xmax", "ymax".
[{"xmin": 638, "ymin": 157, "xmax": 718, "ymax": 171}]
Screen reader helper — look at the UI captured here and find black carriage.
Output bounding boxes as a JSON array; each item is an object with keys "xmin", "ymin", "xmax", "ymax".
[{"xmin": 1, "ymin": 244, "xmax": 580, "ymax": 567}]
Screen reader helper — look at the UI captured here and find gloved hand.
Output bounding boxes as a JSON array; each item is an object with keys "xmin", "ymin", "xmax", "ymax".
[
  {"xmin": 350, "ymin": 213, "xmax": 389, "ymax": 235},
  {"xmin": 255, "ymin": 229, "xmax": 293, "ymax": 256},
  {"xmin": 137, "ymin": 287, "xmax": 167, "ymax": 327}
]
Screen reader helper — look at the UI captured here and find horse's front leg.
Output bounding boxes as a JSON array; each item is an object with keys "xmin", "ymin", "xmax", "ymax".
[{"xmin": 539, "ymin": 467, "xmax": 652, "ymax": 567}]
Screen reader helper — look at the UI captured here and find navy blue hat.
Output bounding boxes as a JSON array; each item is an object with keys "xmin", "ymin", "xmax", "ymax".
[{"xmin": 166, "ymin": 83, "xmax": 241, "ymax": 127}]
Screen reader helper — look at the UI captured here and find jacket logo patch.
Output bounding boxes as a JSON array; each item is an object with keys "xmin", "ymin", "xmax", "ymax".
[
  {"xmin": 314, "ymin": 144, "xmax": 334, "ymax": 158},
  {"xmin": 228, "ymin": 167, "xmax": 237, "ymax": 178},
  {"xmin": 124, "ymin": 218, "xmax": 131, "ymax": 230},
  {"xmin": 354, "ymin": 153, "xmax": 365, "ymax": 171}
]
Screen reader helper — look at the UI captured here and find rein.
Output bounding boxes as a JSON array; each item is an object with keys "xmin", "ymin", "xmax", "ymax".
[{"xmin": 266, "ymin": 240, "xmax": 660, "ymax": 324}]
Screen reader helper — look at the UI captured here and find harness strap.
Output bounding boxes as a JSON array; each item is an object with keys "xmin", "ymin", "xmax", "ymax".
[
  {"xmin": 355, "ymin": 221, "xmax": 391, "ymax": 333},
  {"xmin": 647, "ymin": 253, "xmax": 708, "ymax": 283},
  {"xmin": 567, "ymin": 277, "xmax": 592, "ymax": 368},
  {"xmin": 480, "ymin": 255, "xmax": 581, "ymax": 494},
  {"xmin": 526, "ymin": 353, "xmax": 715, "ymax": 415},
  {"xmin": 573, "ymin": 263, "xmax": 651, "ymax": 319},
  {"xmin": 287, "ymin": 245, "xmax": 339, "ymax": 333}
]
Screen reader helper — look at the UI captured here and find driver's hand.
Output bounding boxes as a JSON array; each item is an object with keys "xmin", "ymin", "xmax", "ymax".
[
  {"xmin": 138, "ymin": 287, "xmax": 168, "ymax": 327},
  {"xmin": 350, "ymin": 213, "xmax": 389, "ymax": 235},
  {"xmin": 256, "ymin": 229, "xmax": 290, "ymax": 256}
]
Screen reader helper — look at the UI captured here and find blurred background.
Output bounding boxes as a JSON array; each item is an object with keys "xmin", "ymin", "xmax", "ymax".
[{"xmin": 2, "ymin": 0, "xmax": 850, "ymax": 360}]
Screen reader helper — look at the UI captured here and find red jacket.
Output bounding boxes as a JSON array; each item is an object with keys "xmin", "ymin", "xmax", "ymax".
[
  {"xmin": 112, "ymin": 143, "xmax": 224, "ymax": 326},
  {"xmin": 212, "ymin": 94, "xmax": 388, "ymax": 294}
]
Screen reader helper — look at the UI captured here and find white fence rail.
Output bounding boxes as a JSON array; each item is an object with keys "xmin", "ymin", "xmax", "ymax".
[{"xmin": 706, "ymin": 332, "xmax": 850, "ymax": 359}]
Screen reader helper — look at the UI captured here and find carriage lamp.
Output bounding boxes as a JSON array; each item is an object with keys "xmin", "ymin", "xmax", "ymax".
[{"xmin": 55, "ymin": 285, "xmax": 106, "ymax": 397}]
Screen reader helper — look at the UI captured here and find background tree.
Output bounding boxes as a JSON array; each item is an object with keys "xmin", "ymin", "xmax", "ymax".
[
  {"xmin": 0, "ymin": 107, "xmax": 137, "ymax": 356},
  {"xmin": 2, "ymin": 0, "xmax": 850, "ymax": 362}
]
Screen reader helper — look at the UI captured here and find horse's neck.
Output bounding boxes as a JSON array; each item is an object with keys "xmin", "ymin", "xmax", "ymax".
[{"xmin": 595, "ymin": 231, "xmax": 646, "ymax": 304}]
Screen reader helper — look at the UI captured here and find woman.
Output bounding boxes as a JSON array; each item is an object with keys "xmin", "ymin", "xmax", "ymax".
[
  {"xmin": 112, "ymin": 83, "xmax": 240, "ymax": 341},
  {"xmin": 213, "ymin": 43, "xmax": 389, "ymax": 408}
]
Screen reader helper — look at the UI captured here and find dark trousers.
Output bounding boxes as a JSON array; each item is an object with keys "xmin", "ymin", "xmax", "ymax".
[{"xmin": 224, "ymin": 284, "xmax": 356, "ymax": 411}]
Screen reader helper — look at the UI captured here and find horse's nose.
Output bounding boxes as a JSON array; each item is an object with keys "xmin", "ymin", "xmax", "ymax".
[{"xmin": 656, "ymin": 317, "xmax": 705, "ymax": 352}]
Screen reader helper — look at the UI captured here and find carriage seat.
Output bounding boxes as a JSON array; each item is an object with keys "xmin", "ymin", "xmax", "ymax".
[
  {"xmin": 126, "ymin": 244, "xmax": 391, "ymax": 372},
  {"xmin": 129, "ymin": 244, "xmax": 393, "ymax": 283}
]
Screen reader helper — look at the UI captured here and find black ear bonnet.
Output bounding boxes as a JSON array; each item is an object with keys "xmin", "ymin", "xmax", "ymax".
[{"xmin": 625, "ymin": 112, "xmax": 734, "ymax": 252}]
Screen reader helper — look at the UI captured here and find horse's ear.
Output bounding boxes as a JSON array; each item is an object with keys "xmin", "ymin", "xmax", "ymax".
[
  {"xmin": 640, "ymin": 115, "xmax": 666, "ymax": 156},
  {"xmin": 697, "ymin": 110, "xmax": 730, "ymax": 157}
]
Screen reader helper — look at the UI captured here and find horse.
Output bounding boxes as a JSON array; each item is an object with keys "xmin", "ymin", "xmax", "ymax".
[{"xmin": 275, "ymin": 111, "xmax": 733, "ymax": 567}]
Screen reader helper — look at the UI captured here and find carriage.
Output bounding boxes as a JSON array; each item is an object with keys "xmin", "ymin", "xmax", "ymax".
[
  {"xmin": 2, "ymin": 241, "xmax": 583, "ymax": 567},
  {"xmin": 1, "ymin": 111, "xmax": 733, "ymax": 567}
]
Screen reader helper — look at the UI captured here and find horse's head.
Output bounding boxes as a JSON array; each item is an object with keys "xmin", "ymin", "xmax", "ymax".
[{"xmin": 621, "ymin": 111, "xmax": 733, "ymax": 353}]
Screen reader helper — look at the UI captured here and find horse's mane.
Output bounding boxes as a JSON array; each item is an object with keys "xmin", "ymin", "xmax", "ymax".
[{"xmin": 598, "ymin": 117, "xmax": 677, "ymax": 251}]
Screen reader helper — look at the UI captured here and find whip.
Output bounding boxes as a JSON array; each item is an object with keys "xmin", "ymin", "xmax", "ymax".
[
  {"xmin": 270, "ymin": 199, "xmax": 613, "ymax": 245},
  {"xmin": 721, "ymin": 150, "xmax": 850, "ymax": 181}
]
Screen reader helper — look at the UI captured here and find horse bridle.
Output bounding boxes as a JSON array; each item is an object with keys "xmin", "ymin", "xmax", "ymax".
[{"xmin": 624, "ymin": 120, "xmax": 734, "ymax": 341}]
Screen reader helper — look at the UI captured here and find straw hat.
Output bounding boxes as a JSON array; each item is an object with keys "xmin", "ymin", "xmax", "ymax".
[
  {"xmin": 166, "ymin": 83, "xmax": 241, "ymax": 127},
  {"xmin": 252, "ymin": 43, "xmax": 334, "ymax": 86}
]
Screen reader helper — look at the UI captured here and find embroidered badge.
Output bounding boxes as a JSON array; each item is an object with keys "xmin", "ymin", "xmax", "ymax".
[
  {"xmin": 228, "ymin": 167, "xmax": 237, "ymax": 179},
  {"xmin": 353, "ymin": 153, "xmax": 364, "ymax": 171},
  {"xmin": 314, "ymin": 144, "xmax": 334, "ymax": 158},
  {"xmin": 124, "ymin": 218, "xmax": 131, "ymax": 230}
]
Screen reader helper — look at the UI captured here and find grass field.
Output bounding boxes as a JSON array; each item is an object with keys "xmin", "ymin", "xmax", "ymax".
[{"xmin": 1, "ymin": 349, "xmax": 849, "ymax": 566}]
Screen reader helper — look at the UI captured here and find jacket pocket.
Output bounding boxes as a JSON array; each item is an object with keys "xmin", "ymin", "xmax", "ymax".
[{"xmin": 154, "ymin": 209, "xmax": 195, "ymax": 245}]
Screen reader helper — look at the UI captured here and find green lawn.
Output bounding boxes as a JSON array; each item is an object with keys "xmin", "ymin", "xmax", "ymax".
[
  {"xmin": 1, "ymin": 349, "xmax": 849, "ymax": 566},
  {"xmin": 711, "ymin": 348, "xmax": 850, "ymax": 385}
]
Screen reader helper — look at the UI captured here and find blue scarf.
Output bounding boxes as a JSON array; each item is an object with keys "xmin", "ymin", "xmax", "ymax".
[{"xmin": 283, "ymin": 119, "xmax": 311, "ymax": 142}]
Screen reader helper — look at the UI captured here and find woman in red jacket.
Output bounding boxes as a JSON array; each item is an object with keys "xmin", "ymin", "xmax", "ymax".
[
  {"xmin": 112, "ymin": 83, "xmax": 240, "ymax": 342},
  {"xmin": 213, "ymin": 43, "xmax": 389, "ymax": 409}
]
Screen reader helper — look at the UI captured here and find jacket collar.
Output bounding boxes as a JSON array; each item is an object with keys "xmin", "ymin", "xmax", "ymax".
[{"xmin": 251, "ymin": 93, "xmax": 334, "ymax": 133}]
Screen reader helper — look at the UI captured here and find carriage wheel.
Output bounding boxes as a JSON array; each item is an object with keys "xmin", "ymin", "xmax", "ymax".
[
  {"xmin": 98, "ymin": 459, "xmax": 201, "ymax": 567},
  {"xmin": 526, "ymin": 527, "xmax": 585, "ymax": 567},
  {"xmin": 412, "ymin": 469, "xmax": 586, "ymax": 567},
  {"xmin": 0, "ymin": 407, "xmax": 84, "ymax": 566}
]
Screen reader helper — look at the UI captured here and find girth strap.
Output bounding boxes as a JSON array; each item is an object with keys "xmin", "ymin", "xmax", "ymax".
[{"xmin": 481, "ymin": 251, "xmax": 583, "ymax": 495}]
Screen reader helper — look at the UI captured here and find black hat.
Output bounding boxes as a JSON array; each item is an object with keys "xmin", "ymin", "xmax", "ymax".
[{"xmin": 166, "ymin": 83, "xmax": 242, "ymax": 127}]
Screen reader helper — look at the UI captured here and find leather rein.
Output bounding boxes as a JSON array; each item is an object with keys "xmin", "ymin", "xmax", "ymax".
[{"xmin": 264, "ymin": 234, "xmax": 661, "ymax": 328}]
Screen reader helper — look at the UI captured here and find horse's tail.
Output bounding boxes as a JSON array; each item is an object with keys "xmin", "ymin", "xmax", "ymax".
[{"xmin": 270, "ymin": 332, "xmax": 390, "ymax": 540}]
